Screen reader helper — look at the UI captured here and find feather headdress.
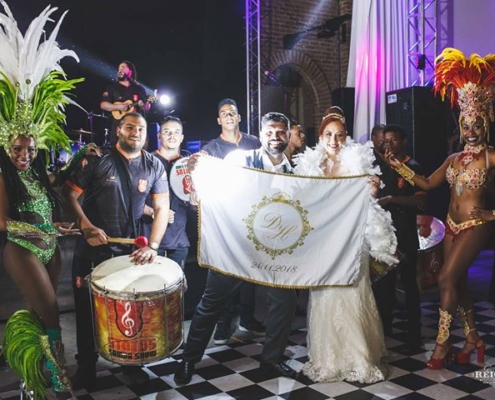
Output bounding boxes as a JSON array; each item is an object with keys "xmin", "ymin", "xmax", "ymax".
[
  {"xmin": 434, "ymin": 48, "xmax": 495, "ymax": 134},
  {"xmin": 0, "ymin": 0, "xmax": 83, "ymax": 154}
]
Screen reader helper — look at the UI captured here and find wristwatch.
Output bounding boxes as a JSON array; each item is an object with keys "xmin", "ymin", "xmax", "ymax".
[{"xmin": 148, "ymin": 241, "xmax": 159, "ymax": 251}]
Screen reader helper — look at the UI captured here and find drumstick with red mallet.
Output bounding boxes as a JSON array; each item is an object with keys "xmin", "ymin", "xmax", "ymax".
[{"xmin": 106, "ymin": 236, "xmax": 148, "ymax": 247}]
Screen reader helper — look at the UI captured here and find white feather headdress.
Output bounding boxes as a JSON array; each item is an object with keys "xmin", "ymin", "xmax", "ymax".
[{"xmin": 0, "ymin": 0, "xmax": 82, "ymax": 153}]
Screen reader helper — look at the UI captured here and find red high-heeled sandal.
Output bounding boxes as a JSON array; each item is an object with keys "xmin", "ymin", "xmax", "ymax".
[
  {"xmin": 456, "ymin": 307, "xmax": 485, "ymax": 364},
  {"xmin": 427, "ymin": 342, "xmax": 453, "ymax": 369},
  {"xmin": 456, "ymin": 338, "xmax": 485, "ymax": 364}
]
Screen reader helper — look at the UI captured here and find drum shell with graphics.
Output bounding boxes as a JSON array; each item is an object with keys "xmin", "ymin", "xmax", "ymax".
[
  {"xmin": 90, "ymin": 255, "xmax": 184, "ymax": 365},
  {"xmin": 416, "ymin": 215, "xmax": 445, "ymax": 292}
]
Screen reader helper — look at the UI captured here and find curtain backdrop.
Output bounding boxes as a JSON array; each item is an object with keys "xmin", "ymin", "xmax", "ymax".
[{"xmin": 346, "ymin": 0, "xmax": 409, "ymax": 143}]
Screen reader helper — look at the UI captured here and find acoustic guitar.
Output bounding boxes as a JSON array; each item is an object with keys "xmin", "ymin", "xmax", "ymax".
[{"xmin": 111, "ymin": 95, "xmax": 157, "ymax": 120}]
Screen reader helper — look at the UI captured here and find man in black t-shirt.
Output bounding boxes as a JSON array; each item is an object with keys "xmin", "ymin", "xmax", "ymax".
[
  {"xmin": 63, "ymin": 112, "xmax": 169, "ymax": 389},
  {"xmin": 374, "ymin": 124, "xmax": 426, "ymax": 347},
  {"xmin": 100, "ymin": 61, "xmax": 150, "ymax": 145}
]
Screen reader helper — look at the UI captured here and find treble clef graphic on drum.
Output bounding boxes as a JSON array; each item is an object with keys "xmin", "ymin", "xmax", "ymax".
[
  {"xmin": 114, "ymin": 299, "xmax": 143, "ymax": 338},
  {"xmin": 121, "ymin": 302, "xmax": 136, "ymax": 337},
  {"xmin": 428, "ymin": 252, "xmax": 440, "ymax": 274}
]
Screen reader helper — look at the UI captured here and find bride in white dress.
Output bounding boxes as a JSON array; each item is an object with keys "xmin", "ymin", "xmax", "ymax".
[{"xmin": 294, "ymin": 107, "xmax": 398, "ymax": 383}]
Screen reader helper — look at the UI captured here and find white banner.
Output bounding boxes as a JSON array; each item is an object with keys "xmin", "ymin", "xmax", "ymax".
[{"xmin": 193, "ymin": 156, "xmax": 371, "ymax": 288}]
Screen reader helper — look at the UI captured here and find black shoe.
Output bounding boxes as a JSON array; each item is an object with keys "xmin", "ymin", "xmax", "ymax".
[
  {"xmin": 239, "ymin": 319, "xmax": 266, "ymax": 335},
  {"xmin": 122, "ymin": 366, "xmax": 150, "ymax": 385},
  {"xmin": 213, "ymin": 323, "xmax": 231, "ymax": 345},
  {"xmin": 71, "ymin": 362, "xmax": 97, "ymax": 390},
  {"xmin": 174, "ymin": 360, "xmax": 195, "ymax": 385},
  {"xmin": 260, "ymin": 361, "xmax": 299, "ymax": 379}
]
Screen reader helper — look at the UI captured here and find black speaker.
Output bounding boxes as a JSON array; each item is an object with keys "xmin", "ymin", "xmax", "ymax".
[
  {"xmin": 331, "ymin": 87, "xmax": 355, "ymax": 138},
  {"xmin": 385, "ymin": 86, "xmax": 448, "ymax": 175},
  {"xmin": 260, "ymin": 86, "xmax": 286, "ymax": 116},
  {"xmin": 386, "ymin": 86, "xmax": 449, "ymax": 219}
]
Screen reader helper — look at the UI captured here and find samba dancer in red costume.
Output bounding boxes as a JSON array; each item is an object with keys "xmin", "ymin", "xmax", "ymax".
[{"xmin": 386, "ymin": 48, "xmax": 495, "ymax": 369}]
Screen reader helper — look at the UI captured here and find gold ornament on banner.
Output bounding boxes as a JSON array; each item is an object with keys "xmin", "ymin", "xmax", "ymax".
[{"xmin": 243, "ymin": 192, "xmax": 313, "ymax": 260}]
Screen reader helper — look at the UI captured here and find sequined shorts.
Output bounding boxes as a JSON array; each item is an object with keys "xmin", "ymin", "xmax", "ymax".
[{"xmin": 445, "ymin": 214, "xmax": 486, "ymax": 236}]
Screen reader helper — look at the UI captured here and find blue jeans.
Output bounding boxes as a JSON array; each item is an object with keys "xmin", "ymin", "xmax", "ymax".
[{"xmin": 158, "ymin": 246, "xmax": 189, "ymax": 268}]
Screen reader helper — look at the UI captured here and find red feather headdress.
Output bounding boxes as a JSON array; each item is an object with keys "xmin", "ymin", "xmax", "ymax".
[{"xmin": 434, "ymin": 48, "xmax": 495, "ymax": 127}]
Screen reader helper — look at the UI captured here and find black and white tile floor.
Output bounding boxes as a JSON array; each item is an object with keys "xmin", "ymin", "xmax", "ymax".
[{"xmin": 2, "ymin": 301, "xmax": 495, "ymax": 400}]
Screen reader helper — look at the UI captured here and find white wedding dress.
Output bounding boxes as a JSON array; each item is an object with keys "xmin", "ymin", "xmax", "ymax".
[{"xmin": 294, "ymin": 139, "xmax": 397, "ymax": 383}]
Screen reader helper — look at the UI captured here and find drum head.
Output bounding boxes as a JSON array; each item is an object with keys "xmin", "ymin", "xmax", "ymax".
[
  {"xmin": 417, "ymin": 215, "xmax": 445, "ymax": 251},
  {"xmin": 91, "ymin": 255, "xmax": 183, "ymax": 293},
  {"xmin": 169, "ymin": 157, "xmax": 192, "ymax": 202}
]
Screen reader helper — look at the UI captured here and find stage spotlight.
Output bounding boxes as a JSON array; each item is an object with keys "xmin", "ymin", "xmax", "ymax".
[{"xmin": 159, "ymin": 94, "xmax": 173, "ymax": 106}]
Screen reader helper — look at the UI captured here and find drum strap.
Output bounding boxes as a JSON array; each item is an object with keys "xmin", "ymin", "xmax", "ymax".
[{"xmin": 111, "ymin": 147, "xmax": 138, "ymax": 238}]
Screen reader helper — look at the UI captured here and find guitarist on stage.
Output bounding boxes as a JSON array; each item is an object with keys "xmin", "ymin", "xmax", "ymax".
[{"xmin": 100, "ymin": 61, "xmax": 151, "ymax": 145}]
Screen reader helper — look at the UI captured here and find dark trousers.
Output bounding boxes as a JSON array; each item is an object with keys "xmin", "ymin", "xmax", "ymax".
[
  {"xmin": 72, "ymin": 254, "xmax": 108, "ymax": 364},
  {"xmin": 183, "ymin": 270, "xmax": 297, "ymax": 364},
  {"xmin": 218, "ymin": 282, "xmax": 256, "ymax": 326},
  {"xmin": 373, "ymin": 243, "xmax": 421, "ymax": 336}
]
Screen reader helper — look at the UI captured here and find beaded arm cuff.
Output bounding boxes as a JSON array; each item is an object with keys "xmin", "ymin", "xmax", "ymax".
[{"xmin": 395, "ymin": 163, "xmax": 416, "ymax": 185}]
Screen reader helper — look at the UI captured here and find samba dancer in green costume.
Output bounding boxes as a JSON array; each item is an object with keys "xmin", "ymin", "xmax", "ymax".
[{"xmin": 0, "ymin": 1, "xmax": 88, "ymax": 399}]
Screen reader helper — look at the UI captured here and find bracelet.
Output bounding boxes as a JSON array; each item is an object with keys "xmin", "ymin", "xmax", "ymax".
[{"xmin": 394, "ymin": 163, "xmax": 416, "ymax": 186}]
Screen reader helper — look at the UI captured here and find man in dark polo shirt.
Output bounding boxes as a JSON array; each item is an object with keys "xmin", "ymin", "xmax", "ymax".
[
  {"xmin": 375, "ymin": 123, "xmax": 426, "ymax": 347},
  {"xmin": 201, "ymin": 98, "xmax": 264, "ymax": 345},
  {"xmin": 63, "ymin": 112, "xmax": 169, "ymax": 388}
]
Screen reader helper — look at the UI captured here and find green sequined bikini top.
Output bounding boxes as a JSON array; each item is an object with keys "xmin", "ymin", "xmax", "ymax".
[{"xmin": 16, "ymin": 168, "xmax": 58, "ymax": 235}]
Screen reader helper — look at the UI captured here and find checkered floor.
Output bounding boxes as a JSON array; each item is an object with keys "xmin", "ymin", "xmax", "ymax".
[{"xmin": 2, "ymin": 301, "xmax": 495, "ymax": 400}]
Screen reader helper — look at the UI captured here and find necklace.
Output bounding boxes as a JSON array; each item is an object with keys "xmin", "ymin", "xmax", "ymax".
[
  {"xmin": 458, "ymin": 144, "xmax": 485, "ymax": 166},
  {"xmin": 455, "ymin": 144, "xmax": 486, "ymax": 196}
]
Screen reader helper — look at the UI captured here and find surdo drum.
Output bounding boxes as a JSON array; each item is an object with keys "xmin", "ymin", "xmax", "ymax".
[
  {"xmin": 90, "ymin": 255, "xmax": 184, "ymax": 365},
  {"xmin": 416, "ymin": 215, "xmax": 445, "ymax": 292}
]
